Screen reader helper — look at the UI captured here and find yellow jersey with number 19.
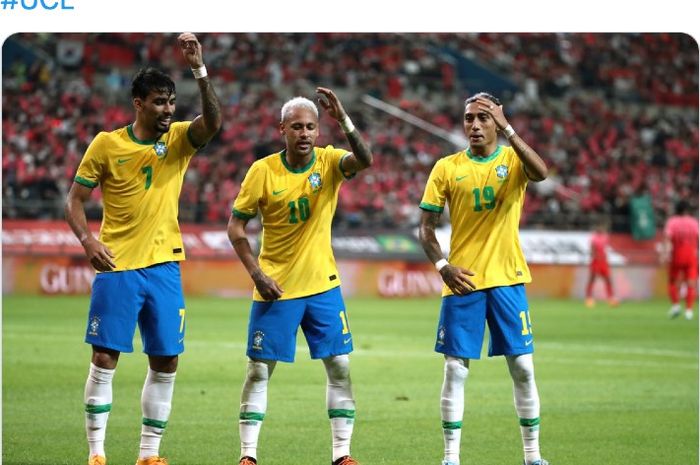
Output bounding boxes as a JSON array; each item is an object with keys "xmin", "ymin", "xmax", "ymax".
[
  {"xmin": 74, "ymin": 122, "xmax": 197, "ymax": 271},
  {"xmin": 233, "ymin": 145, "xmax": 353, "ymax": 301},
  {"xmin": 420, "ymin": 145, "xmax": 531, "ymax": 295}
]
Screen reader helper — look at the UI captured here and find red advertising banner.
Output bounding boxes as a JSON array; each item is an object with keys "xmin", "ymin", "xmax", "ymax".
[
  {"xmin": 2, "ymin": 219, "xmax": 239, "ymax": 258},
  {"xmin": 2, "ymin": 220, "xmax": 667, "ymax": 299}
]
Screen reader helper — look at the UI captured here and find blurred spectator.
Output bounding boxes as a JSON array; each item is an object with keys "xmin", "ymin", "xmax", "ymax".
[{"xmin": 3, "ymin": 33, "xmax": 697, "ymax": 232}]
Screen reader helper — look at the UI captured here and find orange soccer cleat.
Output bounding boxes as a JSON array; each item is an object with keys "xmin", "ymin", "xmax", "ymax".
[
  {"xmin": 333, "ymin": 456, "xmax": 360, "ymax": 465},
  {"xmin": 135, "ymin": 457, "xmax": 168, "ymax": 465},
  {"xmin": 88, "ymin": 455, "xmax": 106, "ymax": 465}
]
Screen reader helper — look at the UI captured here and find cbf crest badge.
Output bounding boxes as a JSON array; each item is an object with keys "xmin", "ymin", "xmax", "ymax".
[
  {"xmin": 495, "ymin": 164, "xmax": 509, "ymax": 180},
  {"xmin": 88, "ymin": 316, "xmax": 101, "ymax": 337},
  {"xmin": 252, "ymin": 330, "xmax": 265, "ymax": 351},
  {"xmin": 308, "ymin": 172, "xmax": 322, "ymax": 193},
  {"xmin": 154, "ymin": 141, "xmax": 168, "ymax": 159}
]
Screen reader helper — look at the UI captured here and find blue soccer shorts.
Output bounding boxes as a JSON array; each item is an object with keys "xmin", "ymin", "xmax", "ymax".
[
  {"xmin": 246, "ymin": 286, "xmax": 353, "ymax": 362},
  {"xmin": 85, "ymin": 261, "xmax": 186, "ymax": 356},
  {"xmin": 435, "ymin": 284, "xmax": 534, "ymax": 359}
]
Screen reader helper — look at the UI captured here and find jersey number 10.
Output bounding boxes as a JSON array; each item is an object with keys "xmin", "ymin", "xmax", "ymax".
[{"xmin": 288, "ymin": 198, "xmax": 311, "ymax": 223}]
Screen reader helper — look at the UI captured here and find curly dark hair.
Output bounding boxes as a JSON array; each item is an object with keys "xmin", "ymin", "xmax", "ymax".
[{"xmin": 131, "ymin": 67, "xmax": 175, "ymax": 100}]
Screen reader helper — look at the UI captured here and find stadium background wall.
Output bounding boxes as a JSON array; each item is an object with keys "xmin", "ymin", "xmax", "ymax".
[{"xmin": 2, "ymin": 220, "xmax": 667, "ymax": 300}]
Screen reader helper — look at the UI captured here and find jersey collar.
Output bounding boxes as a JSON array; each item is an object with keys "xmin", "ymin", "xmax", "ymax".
[
  {"xmin": 280, "ymin": 149, "xmax": 316, "ymax": 173},
  {"xmin": 466, "ymin": 145, "xmax": 503, "ymax": 163},
  {"xmin": 127, "ymin": 124, "xmax": 160, "ymax": 145}
]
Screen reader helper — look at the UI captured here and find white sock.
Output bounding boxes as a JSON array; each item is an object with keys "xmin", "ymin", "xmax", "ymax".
[
  {"xmin": 85, "ymin": 363, "xmax": 115, "ymax": 458},
  {"xmin": 139, "ymin": 368, "xmax": 176, "ymax": 459},
  {"xmin": 324, "ymin": 355, "xmax": 355, "ymax": 462},
  {"xmin": 507, "ymin": 354, "xmax": 541, "ymax": 465},
  {"xmin": 240, "ymin": 359, "xmax": 274, "ymax": 459},
  {"xmin": 441, "ymin": 356, "xmax": 468, "ymax": 465}
]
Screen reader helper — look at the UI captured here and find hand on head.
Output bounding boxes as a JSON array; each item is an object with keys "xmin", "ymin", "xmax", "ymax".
[{"xmin": 474, "ymin": 97, "xmax": 508, "ymax": 130}]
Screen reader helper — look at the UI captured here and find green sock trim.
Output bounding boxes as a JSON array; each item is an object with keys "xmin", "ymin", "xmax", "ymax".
[
  {"xmin": 328, "ymin": 409, "xmax": 355, "ymax": 419},
  {"xmin": 240, "ymin": 412, "xmax": 265, "ymax": 421},
  {"xmin": 85, "ymin": 404, "xmax": 112, "ymax": 414},
  {"xmin": 143, "ymin": 417, "xmax": 168, "ymax": 429},
  {"xmin": 442, "ymin": 420, "xmax": 462, "ymax": 430},
  {"xmin": 519, "ymin": 417, "xmax": 540, "ymax": 427}
]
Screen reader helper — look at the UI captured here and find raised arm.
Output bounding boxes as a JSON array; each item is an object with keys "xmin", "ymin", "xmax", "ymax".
[
  {"xmin": 418, "ymin": 209, "xmax": 475, "ymax": 295},
  {"xmin": 65, "ymin": 182, "xmax": 116, "ymax": 271},
  {"xmin": 316, "ymin": 87, "xmax": 373, "ymax": 173},
  {"xmin": 227, "ymin": 214, "xmax": 284, "ymax": 301},
  {"xmin": 178, "ymin": 32, "xmax": 222, "ymax": 148},
  {"xmin": 477, "ymin": 97, "xmax": 548, "ymax": 182}
]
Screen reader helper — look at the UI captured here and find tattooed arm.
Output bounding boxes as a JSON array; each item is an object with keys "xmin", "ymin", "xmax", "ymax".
[
  {"xmin": 178, "ymin": 32, "xmax": 222, "ymax": 147},
  {"xmin": 418, "ymin": 209, "xmax": 475, "ymax": 295},
  {"xmin": 316, "ymin": 86, "xmax": 373, "ymax": 173}
]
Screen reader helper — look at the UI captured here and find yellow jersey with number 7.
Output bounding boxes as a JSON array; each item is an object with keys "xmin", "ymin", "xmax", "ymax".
[
  {"xmin": 420, "ymin": 145, "xmax": 532, "ymax": 295},
  {"xmin": 74, "ymin": 121, "xmax": 197, "ymax": 271}
]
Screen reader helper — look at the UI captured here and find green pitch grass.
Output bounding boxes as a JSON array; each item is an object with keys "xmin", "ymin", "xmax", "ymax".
[{"xmin": 2, "ymin": 295, "xmax": 698, "ymax": 465}]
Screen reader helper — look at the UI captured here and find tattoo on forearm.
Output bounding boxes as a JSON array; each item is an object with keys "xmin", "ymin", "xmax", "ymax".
[
  {"xmin": 419, "ymin": 212, "xmax": 443, "ymax": 263},
  {"xmin": 199, "ymin": 78, "xmax": 221, "ymax": 130},
  {"xmin": 345, "ymin": 128, "xmax": 372, "ymax": 167}
]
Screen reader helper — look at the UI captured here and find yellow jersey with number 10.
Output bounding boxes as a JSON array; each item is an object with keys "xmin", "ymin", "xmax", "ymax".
[
  {"xmin": 74, "ymin": 121, "xmax": 197, "ymax": 271},
  {"xmin": 420, "ymin": 145, "xmax": 531, "ymax": 295},
  {"xmin": 233, "ymin": 145, "xmax": 353, "ymax": 301}
]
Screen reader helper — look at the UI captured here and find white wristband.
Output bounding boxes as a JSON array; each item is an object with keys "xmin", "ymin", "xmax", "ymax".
[
  {"xmin": 339, "ymin": 115, "xmax": 355, "ymax": 134},
  {"xmin": 502, "ymin": 124, "xmax": 516, "ymax": 139},
  {"xmin": 191, "ymin": 65, "xmax": 208, "ymax": 79},
  {"xmin": 435, "ymin": 258, "xmax": 449, "ymax": 272}
]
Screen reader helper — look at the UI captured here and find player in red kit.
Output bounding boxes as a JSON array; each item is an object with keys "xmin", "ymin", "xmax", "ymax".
[
  {"xmin": 585, "ymin": 220, "xmax": 618, "ymax": 308},
  {"xmin": 662, "ymin": 200, "xmax": 699, "ymax": 320}
]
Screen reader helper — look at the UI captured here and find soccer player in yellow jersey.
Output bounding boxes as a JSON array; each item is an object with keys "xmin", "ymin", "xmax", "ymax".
[
  {"xmin": 227, "ymin": 87, "xmax": 373, "ymax": 465},
  {"xmin": 418, "ymin": 93, "xmax": 549, "ymax": 465},
  {"xmin": 65, "ymin": 33, "xmax": 222, "ymax": 465}
]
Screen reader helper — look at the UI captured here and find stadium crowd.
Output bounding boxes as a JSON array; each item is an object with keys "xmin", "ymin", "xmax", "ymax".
[{"xmin": 3, "ymin": 33, "xmax": 698, "ymax": 232}]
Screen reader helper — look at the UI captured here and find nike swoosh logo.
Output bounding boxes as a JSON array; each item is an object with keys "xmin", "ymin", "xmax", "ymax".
[
  {"xmin": 343, "ymin": 337, "xmax": 352, "ymax": 344},
  {"xmin": 525, "ymin": 339, "xmax": 533, "ymax": 346},
  {"xmin": 117, "ymin": 158, "xmax": 132, "ymax": 165},
  {"xmin": 272, "ymin": 188, "xmax": 287, "ymax": 196},
  {"xmin": 456, "ymin": 175, "xmax": 468, "ymax": 181}
]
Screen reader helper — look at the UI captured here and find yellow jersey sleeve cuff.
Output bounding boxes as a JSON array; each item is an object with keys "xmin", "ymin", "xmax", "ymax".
[
  {"xmin": 232, "ymin": 208, "xmax": 256, "ymax": 220},
  {"xmin": 419, "ymin": 202, "xmax": 443, "ymax": 213},
  {"xmin": 75, "ymin": 176, "xmax": 98, "ymax": 188}
]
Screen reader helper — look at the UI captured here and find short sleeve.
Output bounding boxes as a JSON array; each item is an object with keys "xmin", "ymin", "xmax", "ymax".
[
  {"xmin": 232, "ymin": 161, "xmax": 265, "ymax": 219},
  {"xmin": 322, "ymin": 145, "xmax": 354, "ymax": 180},
  {"xmin": 74, "ymin": 132, "xmax": 107, "ymax": 188},
  {"xmin": 171, "ymin": 121, "xmax": 198, "ymax": 158},
  {"xmin": 419, "ymin": 159, "xmax": 447, "ymax": 213}
]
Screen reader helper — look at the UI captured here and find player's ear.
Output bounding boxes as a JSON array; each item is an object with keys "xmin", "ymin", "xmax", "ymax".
[
  {"xmin": 279, "ymin": 121, "xmax": 285, "ymax": 135},
  {"xmin": 133, "ymin": 98, "xmax": 143, "ymax": 112}
]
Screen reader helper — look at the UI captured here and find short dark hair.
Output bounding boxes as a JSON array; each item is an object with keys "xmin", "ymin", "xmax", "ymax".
[
  {"xmin": 131, "ymin": 67, "xmax": 175, "ymax": 100},
  {"xmin": 676, "ymin": 199, "xmax": 692, "ymax": 215},
  {"xmin": 465, "ymin": 92, "xmax": 501, "ymax": 107}
]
